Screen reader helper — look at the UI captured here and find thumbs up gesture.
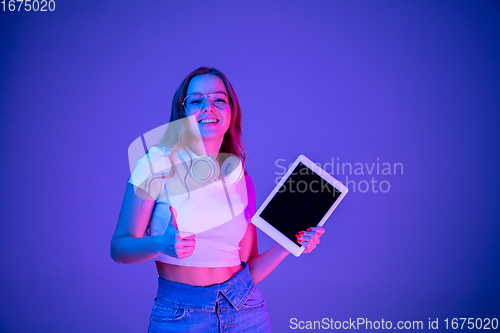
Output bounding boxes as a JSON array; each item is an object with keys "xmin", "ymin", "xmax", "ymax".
[{"xmin": 160, "ymin": 206, "xmax": 196, "ymax": 259}]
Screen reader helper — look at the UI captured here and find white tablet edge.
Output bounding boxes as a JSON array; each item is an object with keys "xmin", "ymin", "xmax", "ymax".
[{"xmin": 251, "ymin": 154, "xmax": 349, "ymax": 257}]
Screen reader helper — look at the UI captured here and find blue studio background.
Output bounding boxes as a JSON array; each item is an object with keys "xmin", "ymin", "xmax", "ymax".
[{"xmin": 0, "ymin": 1, "xmax": 499, "ymax": 332}]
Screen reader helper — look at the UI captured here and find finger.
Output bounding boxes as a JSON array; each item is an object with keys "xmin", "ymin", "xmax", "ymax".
[
  {"xmin": 176, "ymin": 252, "xmax": 194, "ymax": 259},
  {"xmin": 298, "ymin": 229, "xmax": 323, "ymax": 240},
  {"xmin": 305, "ymin": 229, "xmax": 324, "ymax": 242},
  {"xmin": 302, "ymin": 245, "xmax": 312, "ymax": 253},
  {"xmin": 173, "ymin": 247, "xmax": 195, "ymax": 254},
  {"xmin": 302, "ymin": 239, "xmax": 316, "ymax": 249},
  {"xmin": 169, "ymin": 206, "xmax": 179, "ymax": 231},
  {"xmin": 307, "ymin": 227, "xmax": 325, "ymax": 236},
  {"xmin": 176, "ymin": 245, "xmax": 195, "ymax": 254},
  {"xmin": 182, "ymin": 238, "xmax": 196, "ymax": 245},
  {"xmin": 170, "ymin": 243, "xmax": 194, "ymax": 255},
  {"xmin": 300, "ymin": 238, "xmax": 311, "ymax": 246},
  {"xmin": 296, "ymin": 235, "xmax": 309, "ymax": 246},
  {"xmin": 299, "ymin": 233, "xmax": 317, "ymax": 244},
  {"xmin": 306, "ymin": 244, "xmax": 316, "ymax": 253},
  {"xmin": 297, "ymin": 234, "xmax": 320, "ymax": 253},
  {"xmin": 174, "ymin": 249, "xmax": 192, "ymax": 258},
  {"xmin": 295, "ymin": 233, "xmax": 303, "ymax": 243},
  {"xmin": 301, "ymin": 242, "xmax": 313, "ymax": 253},
  {"xmin": 179, "ymin": 231, "xmax": 195, "ymax": 240},
  {"xmin": 174, "ymin": 239, "xmax": 196, "ymax": 248}
]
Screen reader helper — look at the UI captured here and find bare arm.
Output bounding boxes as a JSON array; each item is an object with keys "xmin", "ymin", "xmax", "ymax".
[
  {"xmin": 239, "ymin": 174, "xmax": 324, "ymax": 283},
  {"xmin": 110, "ymin": 183, "xmax": 162, "ymax": 264},
  {"xmin": 110, "ymin": 183, "xmax": 195, "ymax": 264},
  {"xmin": 247, "ymin": 243, "xmax": 291, "ymax": 284}
]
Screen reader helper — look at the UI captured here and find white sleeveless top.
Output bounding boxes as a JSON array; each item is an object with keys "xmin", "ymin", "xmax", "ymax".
[{"xmin": 128, "ymin": 146, "xmax": 249, "ymax": 267}]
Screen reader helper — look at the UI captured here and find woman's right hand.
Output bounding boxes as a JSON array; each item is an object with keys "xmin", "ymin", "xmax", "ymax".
[{"xmin": 160, "ymin": 206, "xmax": 196, "ymax": 259}]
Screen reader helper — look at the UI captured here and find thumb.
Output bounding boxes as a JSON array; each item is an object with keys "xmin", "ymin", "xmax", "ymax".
[{"xmin": 168, "ymin": 206, "xmax": 178, "ymax": 231}]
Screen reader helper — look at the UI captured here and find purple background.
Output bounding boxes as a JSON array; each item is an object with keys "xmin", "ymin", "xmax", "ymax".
[{"xmin": 1, "ymin": 1, "xmax": 499, "ymax": 332}]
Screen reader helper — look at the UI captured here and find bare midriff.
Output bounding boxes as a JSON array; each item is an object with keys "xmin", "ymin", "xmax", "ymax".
[{"xmin": 156, "ymin": 261, "xmax": 243, "ymax": 287}]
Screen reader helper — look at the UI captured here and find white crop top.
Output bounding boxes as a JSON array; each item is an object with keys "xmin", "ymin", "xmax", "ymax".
[{"xmin": 128, "ymin": 146, "xmax": 250, "ymax": 267}]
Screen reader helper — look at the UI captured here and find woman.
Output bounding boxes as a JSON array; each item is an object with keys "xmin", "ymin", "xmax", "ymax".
[{"xmin": 110, "ymin": 67, "xmax": 325, "ymax": 332}]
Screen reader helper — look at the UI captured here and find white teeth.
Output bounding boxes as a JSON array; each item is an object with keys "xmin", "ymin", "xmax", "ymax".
[{"xmin": 199, "ymin": 118, "xmax": 219, "ymax": 124}]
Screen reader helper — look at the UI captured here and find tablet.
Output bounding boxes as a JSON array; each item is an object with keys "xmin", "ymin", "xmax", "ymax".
[{"xmin": 251, "ymin": 155, "xmax": 349, "ymax": 257}]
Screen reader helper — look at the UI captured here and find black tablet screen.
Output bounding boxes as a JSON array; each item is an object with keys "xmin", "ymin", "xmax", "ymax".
[{"xmin": 260, "ymin": 162, "xmax": 342, "ymax": 246}]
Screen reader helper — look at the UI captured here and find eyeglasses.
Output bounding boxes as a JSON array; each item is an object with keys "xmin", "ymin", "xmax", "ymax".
[{"xmin": 182, "ymin": 92, "xmax": 232, "ymax": 113}]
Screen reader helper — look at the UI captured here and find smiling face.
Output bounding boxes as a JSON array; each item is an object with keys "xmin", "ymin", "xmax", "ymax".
[{"xmin": 185, "ymin": 74, "xmax": 232, "ymax": 141}]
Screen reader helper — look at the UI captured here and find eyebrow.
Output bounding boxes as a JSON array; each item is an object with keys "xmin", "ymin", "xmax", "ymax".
[{"xmin": 187, "ymin": 91, "xmax": 227, "ymax": 95}]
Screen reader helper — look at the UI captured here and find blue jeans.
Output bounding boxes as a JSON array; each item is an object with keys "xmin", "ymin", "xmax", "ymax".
[{"xmin": 147, "ymin": 262, "xmax": 272, "ymax": 332}]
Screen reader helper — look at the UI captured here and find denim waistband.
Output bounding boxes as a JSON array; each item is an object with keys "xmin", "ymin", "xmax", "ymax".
[{"xmin": 156, "ymin": 261, "xmax": 255, "ymax": 312}]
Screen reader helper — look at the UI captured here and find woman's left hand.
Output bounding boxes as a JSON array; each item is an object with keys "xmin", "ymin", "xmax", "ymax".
[{"xmin": 296, "ymin": 227, "xmax": 325, "ymax": 253}]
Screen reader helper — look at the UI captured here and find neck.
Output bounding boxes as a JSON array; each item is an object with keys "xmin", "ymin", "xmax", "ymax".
[{"xmin": 190, "ymin": 136, "xmax": 224, "ymax": 160}]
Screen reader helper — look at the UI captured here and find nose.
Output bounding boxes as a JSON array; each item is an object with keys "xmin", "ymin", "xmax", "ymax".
[{"xmin": 200, "ymin": 96, "xmax": 215, "ymax": 112}]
